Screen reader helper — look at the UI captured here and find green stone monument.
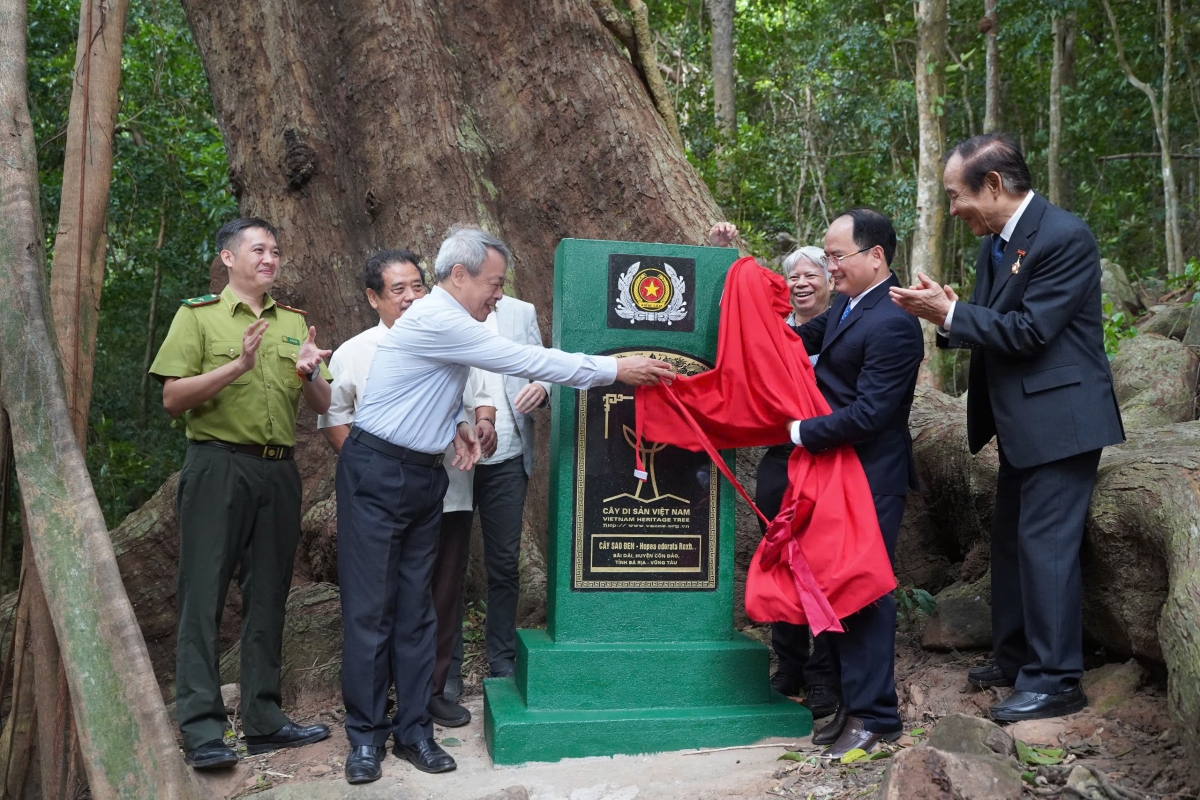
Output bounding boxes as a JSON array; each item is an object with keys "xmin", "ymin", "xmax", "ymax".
[{"xmin": 484, "ymin": 239, "xmax": 812, "ymax": 765}]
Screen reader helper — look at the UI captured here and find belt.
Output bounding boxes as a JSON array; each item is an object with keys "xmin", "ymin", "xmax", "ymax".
[
  {"xmin": 192, "ymin": 439, "xmax": 294, "ymax": 460},
  {"xmin": 348, "ymin": 426, "xmax": 445, "ymax": 468}
]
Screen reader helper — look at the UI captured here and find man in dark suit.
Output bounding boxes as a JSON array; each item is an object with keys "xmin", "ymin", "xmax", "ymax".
[
  {"xmin": 715, "ymin": 209, "xmax": 924, "ymax": 757},
  {"xmin": 891, "ymin": 133, "xmax": 1124, "ymax": 722}
]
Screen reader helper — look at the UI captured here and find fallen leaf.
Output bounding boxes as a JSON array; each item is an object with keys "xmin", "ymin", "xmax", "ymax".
[
  {"xmin": 777, "ymin": 751, "xmax": 805, "ymax": 762},
  {"xmin": 441, "ymin": 737, "xmax": 461, "ymax": 747},
  {"xmin": 840, "ymin": 748, "xmax": 868, "ymax": 764},
  {"xmin": 909, "ymin": 728, "xmax": 926, "ymax": 736},
  {"xmin": 866, "ymin": 750, "xmax": 892, "ymax": 761}
]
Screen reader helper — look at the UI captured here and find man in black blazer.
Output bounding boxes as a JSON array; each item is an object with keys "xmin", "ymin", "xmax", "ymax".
[
  {"xmin": 892, "ymin": 133, "xmax": 1124, "ymax": 722},
  {"xmin": 716, "ymin": 209, "xmax": 924, "ymax": 757}
]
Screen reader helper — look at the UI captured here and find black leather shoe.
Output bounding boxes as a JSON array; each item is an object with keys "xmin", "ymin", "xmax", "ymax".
[
  {"xmin": 444, "ymin": 674, "xmax": 464, "ymax": 703},
  {"xmin": 969, "ymin": 663, "xmax": 1016, "ymax": 689},
  {"xmin": 801, "ymin": 684, "xmax": 841, "ymax": 719},
  {"xmin": 344, "ymin": 745, "xmax": 386, "ymax": 784},
  {"xmin": 393, "ymin": 737, "xmax": 456, "ymax": 774},
  {"xmin": 428, "ymin": 695, "xmax": 471, "ymax": 727},
  {"xmin": 245, "ymin": 721, "xmax": 331, "ymax": 755},
  {"xmin": 769, "ymin": 671, "xmax": 803, "ymax": 697},
  {"xmin": 184, "ymin": 739, "xmax": 238, "ymax": 769},
  {"xmin": 811, "ymin": 705, "xmax": 848, "ymax": 746},
  {"xmin": 820, "ymin": 716, "xmax": 902, "ymax": 760},
  {"xmin": 989, "ymin": 687, "xmax": 1087, "ymax": 722}
]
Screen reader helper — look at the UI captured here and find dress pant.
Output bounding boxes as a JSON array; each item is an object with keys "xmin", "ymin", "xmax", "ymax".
[
  {"xmin": 337, "ymin": 435, "xmax": 449, "ymax": 748},
  {"xmin": 430, "ymin": 510, "xmax": 473, "ymax": 697},
  {"xmin": 472, "ymin": 455, "xmax": 529, "ymax": 674},
  {"xmin": 755, "ymin": 447, "xmax": 834, "ymax": 688},
  {"xmin": 991, "ymin": 447, "xmax": 1101, "ymax": 694},
  {"xmin": 175, "ymin": 444, "xmax": 300, "ymax": 750},
  {"xmin": 825, "ymin": 493, "xmax": 905, "ymax": 734}
]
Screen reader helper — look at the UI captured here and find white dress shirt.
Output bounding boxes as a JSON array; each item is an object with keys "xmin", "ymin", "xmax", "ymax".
[
  {"xmin": 787, "ymin": 275, "xmax": 892, "ymax": 446},
  {"xmin": 942, "ymin": 189, "xmax": 1035, "ymax": 332},
  {"xmin": 355, "ymin": 286, "xmax": 618, "ymax": 454},
  {"xmin": 317, "ymin": 318, "xmax": 491, "ymax": 512},
  {"xmin": 479, "ymin": 312, "xmax": 524, "ymax": 465}
]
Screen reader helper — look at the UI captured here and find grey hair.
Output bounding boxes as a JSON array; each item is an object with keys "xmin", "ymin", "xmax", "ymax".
[
  {"xmin": 433, "ymin": 224, "xmax": 511, "ymax": 282},
  {"xmin": 782, "ymin": 246, "xmax": 830, "ymax": 281}
]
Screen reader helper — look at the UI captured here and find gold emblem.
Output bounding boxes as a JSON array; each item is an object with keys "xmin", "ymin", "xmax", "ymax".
[
  {"xmin": 1012, "ymin": 249, "xmax": 1026, "ymax": 275},
  {"xmin": 614, "ymin": 262, "xmax": 688, "ymax": 325}
]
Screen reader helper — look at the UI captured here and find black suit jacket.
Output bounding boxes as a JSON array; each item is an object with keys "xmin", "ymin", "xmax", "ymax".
[
  {"xmin": 793, "ymin": 273, "xmax": 925, "ymax": 496},
  {"xmin": 938, "ymin": 192, "xmax": 1124, "ymax": 468}
]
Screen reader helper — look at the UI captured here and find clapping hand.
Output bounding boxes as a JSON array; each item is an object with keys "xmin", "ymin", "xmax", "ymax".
[
  {"xmin": 296, "ymin": 326, "xmax": 333, "ymax": 377},
  {"xmin": 889, "ymin": 273, "xmax": 955, "ymax": 328},
  {"xmin": 237, "ymin": 319, "xmax": 270, "ymax": 373}
]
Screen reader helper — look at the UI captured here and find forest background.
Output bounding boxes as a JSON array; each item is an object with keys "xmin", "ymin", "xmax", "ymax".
[{"xmin": 1, "ymin": 0, "xmax": 1196, "ymax": 594}]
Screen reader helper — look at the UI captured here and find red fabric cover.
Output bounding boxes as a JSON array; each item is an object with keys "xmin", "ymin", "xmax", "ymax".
[{"xmin": 635, "ymin": 257, "xmax": 896, "ymax": 632}]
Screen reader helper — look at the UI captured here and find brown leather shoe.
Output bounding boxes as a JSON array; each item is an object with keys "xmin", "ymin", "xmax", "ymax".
[
  {"xmin": 811, "ymin": 705, "xmax": 847, "ymax": 746},
  {"xmin": 819, "ymin": 715, "xmax": 901, "ymax": 760}
]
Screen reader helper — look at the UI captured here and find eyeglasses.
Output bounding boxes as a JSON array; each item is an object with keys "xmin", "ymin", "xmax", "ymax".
[{"xmin": 824, "ymin": 247, "xmax": 871, "ymax": 266}]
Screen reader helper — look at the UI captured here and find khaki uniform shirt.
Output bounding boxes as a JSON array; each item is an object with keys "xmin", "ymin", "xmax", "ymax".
[{"xmin": 149, "ymin": 285, "xmax": 332, "ymax": 446}]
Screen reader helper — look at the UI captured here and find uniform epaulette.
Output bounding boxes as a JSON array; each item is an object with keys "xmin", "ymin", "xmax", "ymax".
[
  {"xmin": 275, "ymin": 303, "xmax": 308, "ymax": 316},
  {"xmin": 181, "ymin": 294, "xmax": 220, "ymax": 307}
]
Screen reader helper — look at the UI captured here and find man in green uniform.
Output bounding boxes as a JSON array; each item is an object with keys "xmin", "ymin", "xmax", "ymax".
[{"xmin": 150, "ymin": 218, "xmax": 334, "ymax": 769}]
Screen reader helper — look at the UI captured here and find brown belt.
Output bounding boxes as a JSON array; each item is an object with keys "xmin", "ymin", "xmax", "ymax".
[{"xmin": 192, "ymin": 439, "xmax": 294, "ymax": 460}]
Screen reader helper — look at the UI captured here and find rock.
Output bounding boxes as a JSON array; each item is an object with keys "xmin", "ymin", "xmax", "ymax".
[
  {"xmin": 1184, "ymin": 302, "xmax": 1200, "ymax": 349},
  {"xmin": 920, "ymin": 573, "xmax": 992, "ymax": 651},
  {"xmin": 1009, "ymin": 718, "xmax": 1067, "ymax": 746},
  {"xmin": 1110, "ymin": 333, "xmax": 1198, "ymax": 427},
  {"xmin": 473, "ymin": 788, "xmax": 530, "ymax": 800},
  {"xmin": 221, "ymin": 682, "xmax": 240, "ymax": 713},
  {"xmin": 1137, "ymin": 303, "xmax": 1192, "ymax": 340},
  {"xmin": 220, "ymin": 582, "xmax": 342, "ymax": 706},
  {"xmin": 193, "ymin": 761, "xmax": 256, "ymax": 800},
  {"xmin": 1101, "ymin": 259, "xmax": 1142, "ymax": 316},
  {"xmin": 256, "ymin": 785, "xmax": 419, "ymax": 799},
  {"xmin": 1082, "ymin": 659, "xmax": 1145, "ymax": 714},
  {"xmin": 874, "ymin": 747, "xmax": 1023, "ymax": 800},
  {"xmin": 1065, "ymin": 765, "xmax": 1108, "ymax": 800},
  {"xmin": 308, "ymin": 763, "xmax": 332, "ymax": 776},
  {"xmin": 927, "ymin": 713, "xmax": 1014, "ymax": 757}
]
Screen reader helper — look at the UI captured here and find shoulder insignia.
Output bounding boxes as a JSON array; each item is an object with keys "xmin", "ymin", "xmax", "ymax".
[
  {"xmin": 181, "ymin": 294, "xmax": 220, "ymax": 307},
  {"xmin": 275, "ymin": 303, "xmax": 308, "ymax": 316}
]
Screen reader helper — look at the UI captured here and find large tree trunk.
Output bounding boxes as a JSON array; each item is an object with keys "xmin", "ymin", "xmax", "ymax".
[
  {"xmin": 179, "ymin": 0, "xmax": 725, "ymax": 569},
  {"xmin": 0, "ymin": 0, "xmax": 200, "ymax": 795},
  {"xmin": 1047, "ymin": 12, "xmax": 1071, "ymax": 208},
  {"xmin": 901, "ymin": 387, "xmax": 1200, "ymax": 756},
  {"xmin": 913, "ymin": 0, "xmax": 947, "ymax": 389},
  {"xmin": 707, "ymin": 0, "xmax": 736, "ymax": 139}
]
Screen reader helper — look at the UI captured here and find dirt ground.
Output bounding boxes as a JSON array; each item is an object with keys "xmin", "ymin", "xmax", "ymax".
[{"xmin": 197, "ymin": 625, "xmax": 1198, "ymax": 800}]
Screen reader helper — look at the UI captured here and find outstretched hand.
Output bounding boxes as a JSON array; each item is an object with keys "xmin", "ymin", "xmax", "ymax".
[
  {"xmin": 889, "ymin": 272, "xmax": 954, "ymax": 328},
  {"xmin": 297, "ymin": 326, "xmax": 333, "ymax": 375},
  {"xmin": 615, "ymin": 356, "xmax": 675, "ymax": 387},
  {"xmin": 451, "ymin": 421, "xmax": 482, "ymax": 471}
]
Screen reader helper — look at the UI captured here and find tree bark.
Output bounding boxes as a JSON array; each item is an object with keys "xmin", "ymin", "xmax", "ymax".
[
  {"xmin": 179, "ymin": 0, "xmax": 724, "ymax": 561},
  {"xmin": 0, "ymin": 0, "xmax": 201, "ymax": 795},
  {"xmin": 1102, "ymin": 0, "xmax": 1184, "ymax": 276},
  {"xmin": 138, "ymin": 205, "xmax": 168, "ymax": 424},
  {"xmin": 914, "ymin": 0, "xmax": 948, "ymax": 388},
  {"xmin": 48, "ymin": 0, "xmax": 130, "ymax": 446},
  {"xmin": 707, "ymin": 0, "xmax": 736, "ymax": 139},
  {"xmin": 1048, "ymin": 12, "xmax": 1068, "ymax": 207},
  {"xmin": 982, "ymin": 0, "xmax": 999, "ymax": 132}
]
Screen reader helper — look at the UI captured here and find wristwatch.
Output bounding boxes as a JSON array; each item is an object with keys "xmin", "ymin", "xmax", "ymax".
[{"xmin": 305, "ymin": 362, "xmax": 323, "ymax": 381}]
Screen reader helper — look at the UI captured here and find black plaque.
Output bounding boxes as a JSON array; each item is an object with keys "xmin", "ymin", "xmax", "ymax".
[
  {"xmin": 572, "ymin": 347, "xmax": 717, "ymax": 590},
  {"xmin": 606, "ymin": 254, "xmax": 696, "ymax": 332}
]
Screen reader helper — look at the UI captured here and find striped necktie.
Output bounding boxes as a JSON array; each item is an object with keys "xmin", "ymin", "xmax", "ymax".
[{"xmin": 837, "ymin": 301, "xmax": 852, "ymax": 326}]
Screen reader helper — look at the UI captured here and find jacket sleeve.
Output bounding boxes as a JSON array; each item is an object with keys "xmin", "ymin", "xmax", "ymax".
[
  {"xmin": 526, "ymin": 305, "xmax": 552, "ymax": 402},
  {"xmin": 792, "ymin": 308, "xmax": 830, "ymax": 356},
  {"xmin": 798, "ymin": 313, "xmax": 924, "ymax": 452},
  {"xmin": 948, "ymin": 225, "xmax": 1098, "ymax": 359}
]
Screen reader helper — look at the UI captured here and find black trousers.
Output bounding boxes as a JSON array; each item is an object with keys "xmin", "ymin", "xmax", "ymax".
[
  {"xmin": 337, "ymin": 436, "xmax": 449, "ymax": 747},
  {"xmin": 175, "ymin": 444, "xmax": 300, "ymax": 750},
  {"xmin": 755, "ymin": 447, "xmax": 834, "ymax": 687},
  {"xmin": 472, "ymin": 455, "xmax": 529, "ymax": 673},
  {"xmin": 431, "ymin": 510, "xmax": 472, "ymax": 697},
  {"xmin": 826, "ymin": 493, "xmax": 905, "ymax": 734},
  {"xmin": 991, "ymin": 447, "xmax": 1101, "ymax": 694}
]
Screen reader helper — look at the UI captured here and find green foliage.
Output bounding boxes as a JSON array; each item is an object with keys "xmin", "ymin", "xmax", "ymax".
[
  {"xmin": 1102, "ymin": 295, "xmax": 1138, "ymax": 356},
  {"xmin": 1015, "ymin": 739, "xmax": 1065, "ymax": 766},
  {"xmin": 895, "ymin": 585, "xmax": 937, "ymax": 619},
  {"xmin": 28, "ymin": 0, "xmax": 235, "ymax": 526}
]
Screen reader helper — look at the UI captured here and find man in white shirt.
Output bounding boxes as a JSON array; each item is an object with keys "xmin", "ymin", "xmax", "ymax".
[
  {"xmin": 316, "ymin": 249, "xmax": 492, "ymax": 742},
  {"xmin": 337, "ymin": 226, "xmax": 673, "ymax": 783}
]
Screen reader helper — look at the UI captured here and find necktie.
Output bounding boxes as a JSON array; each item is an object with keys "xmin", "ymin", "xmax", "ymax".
[
  {"xmin": 837, "ymin": 302, "xmax": 852, "ymax": 326},
  {"xmin": 990, "ymin": 235, "xmax": 1006, "ymax": 270}
]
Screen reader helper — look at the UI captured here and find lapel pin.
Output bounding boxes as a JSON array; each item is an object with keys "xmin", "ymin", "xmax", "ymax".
[{"xmin": 1012, "ymin": 250, "xmax": 1026, "ymax": 275}]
